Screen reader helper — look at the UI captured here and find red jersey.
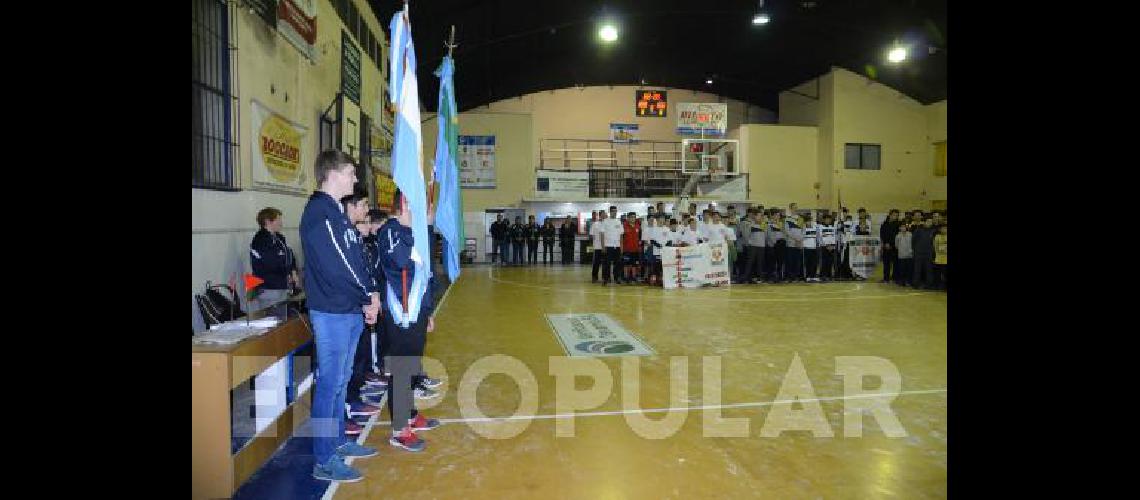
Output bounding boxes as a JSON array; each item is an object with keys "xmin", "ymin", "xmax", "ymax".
[{"xmin": 621, "ymin": 220, "xmax": 641, "ymax": 252}]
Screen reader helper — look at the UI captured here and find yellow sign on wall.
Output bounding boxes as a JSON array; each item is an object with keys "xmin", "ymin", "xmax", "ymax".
[
  {"xmin": 250, "ymin": 100, "xmax": 308, "ymax": 194},
  {"xmin": 259, "ymin": 114, "xmax": 303, "ymax": 183}
]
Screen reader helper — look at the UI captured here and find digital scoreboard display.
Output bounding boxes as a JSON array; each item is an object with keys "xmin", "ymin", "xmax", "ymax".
[{"xmin": 635, "ymin": 90, "xmax": 667, "ymax": 117}]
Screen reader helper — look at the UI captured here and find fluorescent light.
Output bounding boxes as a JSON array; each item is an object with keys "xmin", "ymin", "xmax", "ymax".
[
  {"xmin": 706, "ymin": 78, "xmax": 713, "ymax": 85},
  {"xmin": 752, "ymin": 13, "xmax": 770, "ymax": 25}
]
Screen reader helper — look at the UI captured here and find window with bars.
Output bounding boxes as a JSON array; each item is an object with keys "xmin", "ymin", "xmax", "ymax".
[
  {"xmin": 844, "ymin": 143, "xmax": 881, "ymax": 170},
  {"xmin": 192, "ymin": 0, "xmax": 239, "ymax": 190}
]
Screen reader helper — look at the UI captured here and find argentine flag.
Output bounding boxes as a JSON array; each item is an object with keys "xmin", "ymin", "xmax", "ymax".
[{"xmin": 387, "ymin": 5, "xmax": 431, "ymax": 327}]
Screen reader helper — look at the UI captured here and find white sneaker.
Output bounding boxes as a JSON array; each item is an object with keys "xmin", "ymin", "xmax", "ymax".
[{"xmin": 414, "ymin": 386, "xmax": 440, "ymax": 400}]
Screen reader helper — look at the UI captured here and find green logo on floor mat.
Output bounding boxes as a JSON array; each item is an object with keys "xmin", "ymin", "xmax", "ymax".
[
  {"xmin": 546, "ymin": 313, "xmax": 654, "ymax": 357},
  {"xmin": 575, "ymin": 341, "xmax": 636, "ymax": 354}
]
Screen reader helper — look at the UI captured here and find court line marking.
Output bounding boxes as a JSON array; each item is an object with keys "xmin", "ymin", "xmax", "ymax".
[
  {"xmin": 486, "ymin": 271, "xmax": 933, "ymax": 302},
  {"xmin": 491, "ymin": 267, "xmax": 868, "ymax": 296},
  {"xmin": 367, "ymin": 388, "xmax": 947, "ymax": 426}
]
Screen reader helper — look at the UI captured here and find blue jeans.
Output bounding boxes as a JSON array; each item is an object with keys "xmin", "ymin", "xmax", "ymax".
[{"xmin": 309, "ymin": 310, "xmax": 363, "ymax": 465}]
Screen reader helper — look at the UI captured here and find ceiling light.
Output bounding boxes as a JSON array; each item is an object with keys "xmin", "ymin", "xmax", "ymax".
[
  {"xmin": 753, "ymin": 0, "xmax": 770, "ymax": 25},
  {"xmin": 599, "ymin": 24, "xmax": 618, "ymax": 43},
  {"xmin": 888, "ymin": 46, "xmax": 907, "ymax": 63},
  {"xmin": 706, "ymin": 78, "xmax": 713, "ymax": 85}
]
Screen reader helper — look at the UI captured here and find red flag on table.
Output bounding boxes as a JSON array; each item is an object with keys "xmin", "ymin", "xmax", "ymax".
[{"xmin": 243, "ymin": 273, "xmax": 264, "ymax": 301}]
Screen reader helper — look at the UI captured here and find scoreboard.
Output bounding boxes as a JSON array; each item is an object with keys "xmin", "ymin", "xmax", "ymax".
[{"xmin": 635, "ymin": 90, "xmax": 667, "ymax": 117}]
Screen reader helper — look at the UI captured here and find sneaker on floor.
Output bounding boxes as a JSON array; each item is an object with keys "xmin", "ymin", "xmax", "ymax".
[
  {"xmin": 419, "ymin": 376, "xmax": 444, "ymax": 389},
  {"xmin": 312, "ymin": 458, "xmax": 363, "ymax": 483},
  {"xmin": 348, "ymin": 401, "xmax": 381, "ymax": 417},
  {"xmin": 361, "ymin": 394, "xmax": 385, "ymax": 407},
  {"xmin": 409, "ymin": 412, "xmax": 441, "ymax": 431},
  {"xmin": 361, "ymin": 384, "xmax": 387, "ymax": 397},
  {"xmin": 336, "ymin": 441, "xmax": 378, "ymax": 458},
  {"xmin": 345, "ymin": 419, "xmax": 363, "ymax": 435},
  {"xmin": 389, "ymin": 427, "xmax": 426, "ymax": 452},
  {"xmin": 414, "ymin": 386, "xmax": 440, "ymax": 400},
  {"xmin": 363, "ymin": 372, "xmax": 385, "ymax": 386}
]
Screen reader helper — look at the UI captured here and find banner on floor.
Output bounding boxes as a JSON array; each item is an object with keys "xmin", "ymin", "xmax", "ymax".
[
  {"xmin": 546, "ymin": 313, "xmax": 655, "ymax": 357},
  {"xmin": 535, "ymin": 170, "xmax": 589, "ymax": 200},
  {"xmin": 458, "ymin": 135, "xmax": 496, "ymax": 188},
  {"xmin": 846, "ymin": 236, "xmax": 881, "ymax": 279},
  {"xmin": 250, "ymin": 99, "xmax": 309, "ymax": 194},
  {"xmin": 661, "ymin": 243, "xmax": 730, "ymax": 289}
]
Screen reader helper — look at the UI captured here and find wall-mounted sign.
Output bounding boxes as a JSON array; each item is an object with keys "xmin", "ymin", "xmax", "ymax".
[
  {"xmin": 610, "ymin": 123, "xmax": 639, "ymax": 143},
  {"xmin": 277, "ymin": 0, "xmax": 316, "ymax": 60},
  {"xmin": 341, "ymin": 30, "xmax": 362, "ymax": 105},
  {"xmin": 676, "ymin": 102, "xmax": 727, "ymax": 136}
]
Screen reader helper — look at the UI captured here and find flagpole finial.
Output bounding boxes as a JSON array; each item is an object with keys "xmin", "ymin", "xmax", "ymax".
[{"xmin": 445, "ymin": 25, "xmax": 457, "ymax": 57}]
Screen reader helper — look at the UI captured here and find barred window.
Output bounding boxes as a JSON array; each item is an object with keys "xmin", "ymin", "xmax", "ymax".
[{"xmin": 192, "ymin": 0, "xmax": 240, "ymax": 190}]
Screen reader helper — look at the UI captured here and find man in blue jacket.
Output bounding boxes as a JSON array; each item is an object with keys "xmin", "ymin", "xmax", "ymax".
[
  {"xmin": 299, "ymin": 150, "xmax": 381, "ymax": 483},
  {"xmin": 377, "ymin": 188, "xmax": 441, "ymax": 453}
]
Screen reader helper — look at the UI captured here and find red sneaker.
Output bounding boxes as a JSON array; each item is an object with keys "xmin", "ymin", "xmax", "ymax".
[
  {"xmin": 409, "ymin": 413, "xmax": 441, "ymax": 431},
  {"xmin": 388, "ymin": 426, "xmax": 425, "ymax": 452}
]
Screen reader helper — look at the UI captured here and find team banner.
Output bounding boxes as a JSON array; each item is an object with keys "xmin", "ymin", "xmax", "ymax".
[
  {"xmin": 458, "ymin": 135, "xmax": 496, "ymax": 188},
  {"xmin": 703, "ymin": 242, "xmax": 731, "ymax": 286},
  {"xmin": 250, "ymin": 99, "xmax": 308, "ymax": 194},
  {"xmin": 546, "ymin": 313, "xmax": 655, "ymax": 357},
  {"xmin": 661, "ymin": 244, "xmax": 704, "ymax": 289},
  {"xmin": 661, "ymin": 243, "xmax": 732, "ymax": 289},
  {"xmin": 847, "ymin": 236, "xmax": 882, "ymax": 279}
]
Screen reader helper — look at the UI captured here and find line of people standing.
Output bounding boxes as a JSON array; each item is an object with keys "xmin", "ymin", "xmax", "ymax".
[{"xmin": 489, "ymin": 214, "xmax": 579, "ymax": 265}]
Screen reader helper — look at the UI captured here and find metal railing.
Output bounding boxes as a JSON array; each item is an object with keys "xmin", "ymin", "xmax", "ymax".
[{"xmin": 538, "ymin": 138, "xmax": 747, "ymax": 199}]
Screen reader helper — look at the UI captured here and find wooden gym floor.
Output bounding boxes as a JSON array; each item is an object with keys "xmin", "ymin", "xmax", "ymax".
[{"xmin": 329, "ymin": 263, "xmax": 947, "ymax": 499}]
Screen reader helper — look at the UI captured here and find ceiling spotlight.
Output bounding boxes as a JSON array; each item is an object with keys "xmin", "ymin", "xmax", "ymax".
[
  {"xmin": 706, "ymin": 78, "xmax": 714, "ymax": 85},
  {"xmin": 599, "ymin": 24, "xmax": 618, "ymax": 43},
  {"xmin": 752, "ymin": 0, "xmax": 770, "ymax": 25},
  {"xmin": 888, "ymin": 46, "xmax": 907, "ymax": 63}
]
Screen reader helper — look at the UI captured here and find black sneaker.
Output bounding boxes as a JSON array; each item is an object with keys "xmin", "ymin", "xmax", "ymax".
[{"xmin": 419, "ymin": 376, "xmax": 443, "ymax": 389}]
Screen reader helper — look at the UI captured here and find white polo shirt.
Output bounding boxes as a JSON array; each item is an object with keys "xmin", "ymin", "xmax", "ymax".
[
  {"xmin": 602, "ymin": 218, "xmax": 624, "ymax": 248},
  {"xmin": 590, "ymin": 220, "xmax": 604, "ymax": 249}
]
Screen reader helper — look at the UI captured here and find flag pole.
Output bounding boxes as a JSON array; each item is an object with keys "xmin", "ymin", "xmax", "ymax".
[
  {"xmin": 229, "ymin": 272, "xmax": 237, "ymax": 323},
  {"xmin": 431, "ymin": 26, "xmax": 457, "ymax": 209}
]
